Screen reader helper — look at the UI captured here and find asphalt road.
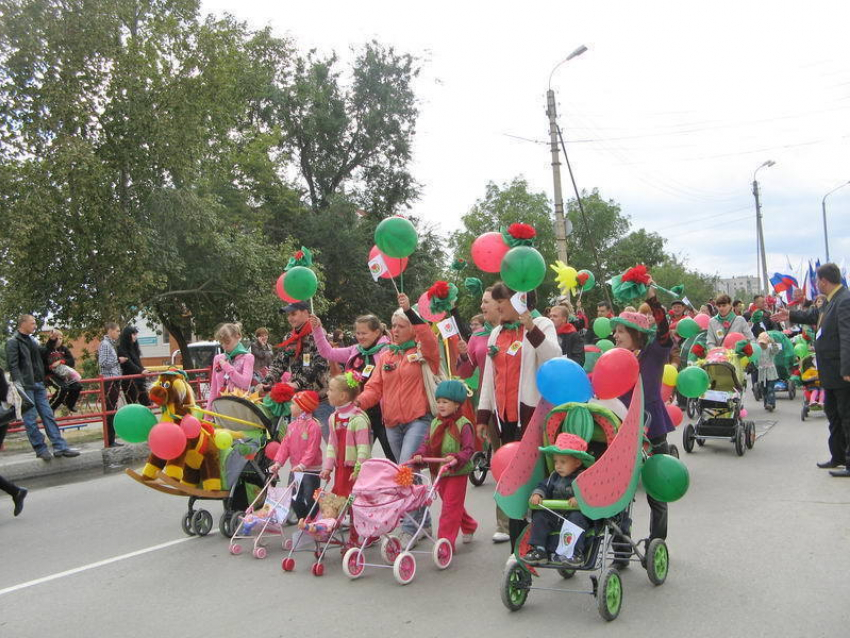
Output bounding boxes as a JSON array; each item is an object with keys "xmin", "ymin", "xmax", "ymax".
[{"xmin": 1, "ymin": 395, "xmax": 848, "ymax": 638}]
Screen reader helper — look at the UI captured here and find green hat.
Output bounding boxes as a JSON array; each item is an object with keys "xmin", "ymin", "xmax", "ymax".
[
  {"xmin": 538, "ymin": 432, "xmax": 595, "ymax": 467},
  {"xmin": 435, "ymin": 380, "xmax": 469, "ymax": 404}
]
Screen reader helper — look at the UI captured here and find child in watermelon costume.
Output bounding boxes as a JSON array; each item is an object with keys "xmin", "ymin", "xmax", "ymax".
[
  {"xmin": 523, "ymin": 433, "xmax": 594, "ymax": 567},
  {"xmin": 412, "ymin": 380, "xmax": 478, "ymax": 550}
]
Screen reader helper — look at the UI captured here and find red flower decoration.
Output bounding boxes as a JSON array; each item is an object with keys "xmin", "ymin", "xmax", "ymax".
[
  {"xmin": 428, "ymin": 280, "xmax": 450, "ymax": 299},
  {"xmin": 294, "ymin": 250, "xmax": 304, "ymax": 260},
  {"xmin": 270, "ymin": 382, "xmax": 295, "ymax": 404},
  {"xmin": 691, "ymin": 343, "xmax": 706, "ymax": 358},
  {"xmin": 622, "ymin": 264, "xmax": 651, "ymax": 285},
  {"xmin": 508, "ymin": 223, "xmax": 536, "ymax": 240},
  {"xmin": 576, "ymin": 272, "xmax": 589, "ymax": 285},
  {"xmin": 395, "ymin": 466, "xmax": 414, "ymax": 487}
]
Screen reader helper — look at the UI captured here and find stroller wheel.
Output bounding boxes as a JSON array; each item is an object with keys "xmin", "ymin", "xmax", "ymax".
[
  {"xmin": 283, "ymin": 538, "xmax": 294, "ymax": 551},
  {"xmin": 667, "ymin": 444, "xmax": 680, "ymax": 459},
  {"xmin": 501, "ymin": 561, "xmax": 531, "ymax": 611},
  {"xmin": 229, "ymin": 544, "xmax": 242, "ymax": 555},
  {"xmin": 393, "ymin": 552, "xmax": 417, "ymax": 585},
  {"xmin": 343, "ymin": 547, "xmax": 366, "ymax": 579},
  {"xmin": 557, "ymin": 568, "xmax": 576, "ymax": 579},
  {"xmin": 311, "ymin": 562, "xmax": 325, "ymax": 577},
  {"xmin": 219, "ymin": 511, "xmax": 234, "ymax": 538},
  {"xmin": 745, "ymin": 421, "xmax": 756, "ymax": 449},
  {"xmin": 645, "ymin": 539, "xmax": 669, "ymax": 586},
  {"xmin": 469, "ymin": 452, "xmax": 488, "ymax": 487},
  {"xmin": 682, "ymin": 424, "xmax": 695, "ymax": 454},
  {"xmin": 192, "ymin": 509, "xmax": 213, "ymax": 536},
  {"xmin": 696, "ymin": 437, "xmax": 705, "ymax": 447},
  {"xmin": 735, "ymin": 427, "xmax": 746, "ymax": 457},
  {"xmin": 181, "ymin": 512, "xmax": 196, "ymax": 536},
  {"xmin": 433, "ymin": 538, "xmax": 453, "ymax": 570},
  {"xmin": 597, "ymin": 568, "xmax": 623, "ymax": 621},
  {"xmin": 253, "ymin": 546, "xmax": 267, "ymax": 559},
  {"xmin": 281, "ymin": 557, "xmax": 295, "ymax": 572},
  {"xmin": 801, "ymin": 405, "xmax": 808, "ymax": 421},
  {"xmin": 380, "ymin": 536, "xmax": 402, "ymax": 564}
]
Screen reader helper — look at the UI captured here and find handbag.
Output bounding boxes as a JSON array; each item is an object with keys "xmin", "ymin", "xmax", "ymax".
[{"xmin": 13, "ymin": 381, "xmax": 34, "ymax": 412}]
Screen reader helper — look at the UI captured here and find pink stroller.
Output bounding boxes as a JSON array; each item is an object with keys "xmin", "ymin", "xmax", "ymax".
[
  {"xmin": 342, "ymin": 457, "xmax": 453, "ymax": 585},
  {"xmin": 229, "ymin": 476, "xmax": 299, "ymax": 559},
  {"xmin": 281, "ymin": 485, "xmax": 352, "ymax": 577}
]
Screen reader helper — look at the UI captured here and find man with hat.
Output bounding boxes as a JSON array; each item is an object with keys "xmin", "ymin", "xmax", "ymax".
[
  {"xmin": 523, "ymin": 432, "xmax": 594, "ymax": 567},
  {"xmin": 263, "ymin": 301, "xmax": 332, "ymax": 436}
]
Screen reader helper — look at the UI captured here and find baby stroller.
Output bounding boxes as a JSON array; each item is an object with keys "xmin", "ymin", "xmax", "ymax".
[
  {"xmin": 341, "ymin": 458, "xmax": 454, "ymax": 585},
  {"xmin": 281, "ymin": 485, "xmax": 352, "ymax": 576},
  {"xmin": 682, "ymin": 351, "xmax": 755, "ymax": 457},
  {"xmin": 501, "ymin": 388, "xmax": 674, "ymax": 622},
  {"xmin": 800, "ymin": 353, "xmax": 825, "ymax": 421},
  {"xmin": 229, "ymin": 474, "xmax": 299, "ymax": 558},
  {"xmin": 768, "ymin": 330, "xmax": 797, "ymax": 401}
]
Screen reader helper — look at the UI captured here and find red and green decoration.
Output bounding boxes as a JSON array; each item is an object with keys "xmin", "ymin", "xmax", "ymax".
[
  {"xmin": 451, "ymin": 257, "xmax": 468, "ymax": 271},
  {"xmin": 576, "ymin": 269, "xmax": 595, "ymax": 292},
  {"xmin": 501, "ymin": 223, "xmax": 537, "ymax": 248},
  {"xmin": 280, "ymin": 246, "xmax": 318, "ymax": 301},
  {"xmin": 464, "ymin": 277, "xmax": 483, "ymax": 297},
  {"xmin": 608, "ymin": 264, "xmax": 684, "ymax": 304},
  {"xmin": 499, "ymin": 224, "xmax": 546, "ymax": 293},
  {"xmin": 285, "ymin": 246, "xmax": 313, "ymax": 270},
  {"xmin": 428, "ymin": 280, "xmax": 458, "ymax": 314}
]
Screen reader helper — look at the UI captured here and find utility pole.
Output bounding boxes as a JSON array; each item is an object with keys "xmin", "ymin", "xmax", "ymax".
[
  {"xmin": 547, "ymin": 89, "xmax": 568, "ymax": 270},
  {"xmin": 752, "ymin": 178, "xmax": 769, "ymax": 296}
]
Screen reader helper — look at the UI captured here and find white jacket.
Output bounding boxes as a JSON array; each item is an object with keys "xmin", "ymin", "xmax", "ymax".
[{"xmin": 706, "ymin": 314, "xmax": 755, "ymax": 349}]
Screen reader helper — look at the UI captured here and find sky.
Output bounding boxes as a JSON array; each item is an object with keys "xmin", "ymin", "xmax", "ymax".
[{"xmin": 202, "ymin": 0, "xmax": 850, "ymax": 283}]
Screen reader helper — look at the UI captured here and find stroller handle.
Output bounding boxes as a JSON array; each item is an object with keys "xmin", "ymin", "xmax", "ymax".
[{"xmin": 404, "ymin": 457, "xmax": 449, "ymax": 465}]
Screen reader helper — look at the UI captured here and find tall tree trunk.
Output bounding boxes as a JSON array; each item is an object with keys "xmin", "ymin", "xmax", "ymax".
[{"xmin": 161, "ymin": 316, "xmax": 193, "ymax": 370}]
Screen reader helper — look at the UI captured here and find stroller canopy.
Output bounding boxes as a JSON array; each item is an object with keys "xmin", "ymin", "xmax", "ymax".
[{"xmin": 351, "ymin": 459, "xmax": 431, "ymax": 538}]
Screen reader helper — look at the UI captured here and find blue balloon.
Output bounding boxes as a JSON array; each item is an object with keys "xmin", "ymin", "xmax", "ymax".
[{"xmin": 536, "ymin": 357, "xmax": 593, "ymax": 406}]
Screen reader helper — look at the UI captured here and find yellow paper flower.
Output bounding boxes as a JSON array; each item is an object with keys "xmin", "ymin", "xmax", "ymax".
[{"xmin": 550, "ymin": 260, "xmax": 579, "ymax": 295}]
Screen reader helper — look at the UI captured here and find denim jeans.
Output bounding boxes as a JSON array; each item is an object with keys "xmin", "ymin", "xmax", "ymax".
[
  {"xmin": 762, "ymin": 379, "xmax": 776, "ymax": 408},
  {"xmin": 21, "ymin": 383, "xmax": 69, "ymax": 455},
  {"xmin": 386, "ymin": 416, "xmax": 432, "ymax": 534}
]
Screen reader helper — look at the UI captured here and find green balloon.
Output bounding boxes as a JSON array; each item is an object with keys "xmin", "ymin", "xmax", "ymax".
[
  {"xmin": 593, "ymin": 317, "xmax": 612, "ymax": 339},
  {"xmin": 500, "ymin": 246, "xmax": 546, "ymax": 292},
  {"xmin": 677, "ymin": 366, "xmax": 710, "ymax": 398},
  {"xmin": 676, "ymin": 317, "xmax": 700, "ymax": 339},
  {"xmin": 641, "ymin": 454, "xmax": 690, "ymax": 502},
  {"xmin": 283, "ymin": 266, "xmax": 318, "ymax": 300},
  {"xmin": 579, "ymin": 269, "xmax": 596, "ymax": 292},
  {"xmin": 794, "ymin": 343, "xmax": 809, "ymax": 359},
  {"xmin": 583, "ymin": 349, "xmax": 601, "ymax": 373},
  {"xmin": 114, "ymin": 404, "xmax": 157, "ymax": 443},
  {"xmin": 597, "ymin": 339, "xmax": 615, "ymax": 352},
  {"xmin": 375, "ymin": 216, "xmax": 418, "ymax": 258}
]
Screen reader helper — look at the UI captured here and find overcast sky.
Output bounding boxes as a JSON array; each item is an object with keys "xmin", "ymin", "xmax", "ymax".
[{"xmin": 203, "ymin": 0, "xmax": 850, "ymax": 282}]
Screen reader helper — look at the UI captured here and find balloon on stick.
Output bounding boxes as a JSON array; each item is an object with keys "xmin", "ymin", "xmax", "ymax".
[
  {"xmin": 283, "ymin": 266, "xmax": 318, "ymax": 301},
  {"xmin": 676, "ymin": 317, "xmax": 700, "ymax": 339},
  {"xmin": 536, "ymin": 357, "xmax": 593, "ymax": 405},
  {"xmin": 375, "ymin": 216, "xmax": 418, "ymax": 258},
  {"xmin": 693, "ymin": 314, "xmax": 710, "ymax": 330},
  {"xmin": 592, "ymin": 348, "xmax": 640, "ymax": 399},
  {"xmin": 500, "ymin": 246, "xmax": 546, "ymax": 292},
  {"xmin": 114, "ymin": 404, "xmax": 158, "ymax": 443},
  {"xmin": 368, "ymin": 245, "xmax": 408, "ymax": 279},
  {"xmin": 148, "ymin": 422, "xmax": 187, "ymax": 460},
  {"xmin": 470, "ymin": 232, "xmax": 510, "ymax": 273},
  {"xmin": 275, "ymin": 273, "xmax": 297, "ymax": 303}
]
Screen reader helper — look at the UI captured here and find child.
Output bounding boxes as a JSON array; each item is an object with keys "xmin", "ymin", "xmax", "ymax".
[
  {"xmin": 523, "ymin": 433, "xmax": 594, "ymax": 567},
  {"xmin": 269, "ymin": 390, "xmax": 323, "ymax": 521},
  {"xmin": 320, "ymin": 373, "xmax": 371, "ymax": 498},
  {"xmin": 297, "ymin": 493, "xmax": 347, "ymax": 541},
  {"xmin": 412, "ymin": 380, "xmax": 478, "ymax": 550},
  {"xmin": 209, "ymin": 323, "xmax": 255, "ymax": 402},
  {"xmin": 756, "ymin": 332, "xmax": 781, "ymax": 412},
  {"xmin": 47, "ymin": 352, "xmax": 82, "ymax": 385}
]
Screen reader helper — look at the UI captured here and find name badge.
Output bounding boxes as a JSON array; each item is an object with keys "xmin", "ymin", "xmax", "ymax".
[
  {"xmin": 361, "ymin": 364, "xmax": 375, "ymax": 378},
  {"xmin": 407, "ymin": 353, "xmax": 420, "ymax": 363},
  {"xmin": 302, "ymin": 353, "xmax": 311, "ymax": 367},
  {"xmin": 507, "ymin": 341, "xmax": 523, "ymax": 356},
  {"xmin": 301, "ymin": 431, "xmax": 309, "ymax": 440}
]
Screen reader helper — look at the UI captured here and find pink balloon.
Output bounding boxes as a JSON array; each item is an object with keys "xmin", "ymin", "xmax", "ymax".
[
  {"xmin": 368, "ymin": 245, "xmax": 408, "ymax": 279},
  {"xmin": 666, "ymin": 404, "xmax": 683, "ymax": 428},
  {"xmin": 740, "ymin": 408, "xmax": 748, "ymax": 418},
  {"xmin": 275, "ymin": 273, "xmax": 297, "ymax": 303},
  {"xmin": 180, "ymin": 415, "xmax": 202, "ymax": 439},
  {"xmin": 471, "ymin": 232, "xmax": 509, "ymax": 273},
  {"xmin": 592, "ymin": 348, "xmax": 640, "ymax": 400},
  {"xmin": 417, "ymin": 291, "xmax": 446, "ymax": 322},
  {"xmin": 694, "ymin": 313, "xmax": 710, "ymax": 330},
  {"xmin": 722, "ymin": 332, "xmax": 745, "ymax": 350},
  {"xmin": 265, "ymin": 440, "xmax": 281, "ymax": 461},
  {"xmin": 661, "ymin": 383, "xmax": 674, "ymax": 403},
  {"xmin": 491, "ymin": 441, "xmax": 520, "ymax": 482},
  {"xmin": 148, "ymin": 422, "xmax": 187, "ymax": 461}
]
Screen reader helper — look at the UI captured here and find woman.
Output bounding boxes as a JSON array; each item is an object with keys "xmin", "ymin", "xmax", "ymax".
[
  {"xmin": 250, "ymin": 327, "xmax": 274, "ymax": 385},
  {"xmin": 42, "ymin": 330, "xmax": 82, "ymax": 413},
  {"xmin": 117, "ymin": 326, "xmax": 150, "ymax": 406},
  {"xmin": 357, "ymin": 293, "xmax": 440, "ymax": 546},
  {"xmin": 611, "ymin": 281, "xmax": 674, "ymax": 541},
  {"xmin": 311, "ymin": 313, "xmax": 394, "ymax": 461},
  {"xmin": 208, "ymin": 323, "xmax": 255, "ymax": 403},
  {"xmin": 706, "ymin": 294, "xmax": 755, "ymax": 349}
]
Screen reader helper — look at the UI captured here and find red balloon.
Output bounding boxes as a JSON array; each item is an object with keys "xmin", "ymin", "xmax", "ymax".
[
  {"xmin": 592, "ymin": 347, "xmax": 640, "ymax": 399},
  {"xmin": 491, "ymin": 441, "xmax": 520, "ymax": 482},
  {"xmin": 275, "ymin": 273, "xmax": 297, "ymax": 303},
  {"xmin": 368, "ymin": 245, "xmax": 408, "ymax": 279},
  {"xmin": 264, "ymin": 440, "xmax": 281, "ymax": 461},
  {"xmin": 666, "ymin": 404, "xmax": 683, "ymax": 427},
  {"xmin": 661, "ymin": 383, "xmax": 674, "ymax": 403},
  {"xmin": 694, "ymin": 313, "xmax": 710, "ymax": 330},
  {"xmin": 722, "ymin": 332, "xmax": 745, "ymax": 349},
  {"xmin": 180, "ymin": 415, "xmax": 202, "ymax": 439},
  {"xmin": 148, "ymin": 422, "xmax": 187, "ymax": 461},
  {"xmin": 471, "ymin": 232, "xmax": 509, "ymax": 273}
]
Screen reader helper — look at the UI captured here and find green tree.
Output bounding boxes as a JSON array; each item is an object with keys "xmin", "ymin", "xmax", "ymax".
[{"xmin": 608, "ymin": 228, "xmax": 667, "ymax": 274}]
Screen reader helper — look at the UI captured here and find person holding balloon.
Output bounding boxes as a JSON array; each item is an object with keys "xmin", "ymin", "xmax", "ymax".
[{"xmin": 208, "ymin": 323, "xmax": 255, "ymax": 403}]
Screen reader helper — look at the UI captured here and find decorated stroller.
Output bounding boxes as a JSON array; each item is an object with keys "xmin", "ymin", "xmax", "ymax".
[
  {"xmin": 767, "ymin": 330, "xmax": 797, "ymax": 401},
  {"xmin": 281, "ymin": 485, "xmax": 352, "ymax": 576},
  {"xmin": 499, "ymin": 380, "xmax": 685, "ymax": 621},
  {"xmin": 682, "ymin": 350, "xmax": 754, "ymax": 456},
  {"xmin": 341, "ymin": 458, "xmax": 454, "ymax": 585},
  {"xmin": 229, "ymin": 474, "xmax": 300, "ymax": 558},
  {"xmin": 680, "ymin": 331, "xmax": 707, "ymax": 418},
  {"xmin": 799, "ymin": 353, "xmax": 824, "ymax": 421}
]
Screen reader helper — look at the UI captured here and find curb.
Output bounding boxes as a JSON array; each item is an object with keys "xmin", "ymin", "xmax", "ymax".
[{"xmin": 1, "ymin": 443, "xmax": 151, "ymax": 483}]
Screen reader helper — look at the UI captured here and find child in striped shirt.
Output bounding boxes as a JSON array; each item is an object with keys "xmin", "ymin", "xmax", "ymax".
[{"xmin": 320, "ymin": 373, "xmax": 372, "ymax": 498}]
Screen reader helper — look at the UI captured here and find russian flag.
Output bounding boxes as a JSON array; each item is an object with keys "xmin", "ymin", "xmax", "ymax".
[{"xmin": 770, "ymin": 272, "xmax": 798, "ymax": 294}]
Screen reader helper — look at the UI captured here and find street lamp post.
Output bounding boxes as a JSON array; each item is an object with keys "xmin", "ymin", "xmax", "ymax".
[
  {"xmin": 821, "ymin": 180, "xmax": 850, "ymax": 262},
  {"xmin": 547, "ymin": 45, "xmax": 587, "ymax": 285},
  {"xmin": 752, "ymin": 160, "xmax": 775, "ymax": 296}
]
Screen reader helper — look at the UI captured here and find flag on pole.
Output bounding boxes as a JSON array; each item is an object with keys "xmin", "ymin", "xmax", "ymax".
[
  {"xmin": 436, "ymin": 316, "xmax": 459, "ymax": 339},
  {"xmin": 555, "ymin": 518, "xmax": 586, "ymax": 559},
  {"xmin": 368, "ymin": 253, "xmax": 389, "ymax": 281}
]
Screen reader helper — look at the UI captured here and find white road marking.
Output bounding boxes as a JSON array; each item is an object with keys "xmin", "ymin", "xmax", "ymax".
[{"xmin": 0, "ymin": 535, "xmax": 202, "ymax": 597}]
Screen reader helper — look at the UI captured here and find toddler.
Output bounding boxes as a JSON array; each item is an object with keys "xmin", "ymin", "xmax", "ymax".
[
  {"xmin": 47, "ymin": 351, "xmax": 82, "ymax": 385},
  {"xmin": 756, "ymin": 332, "xmax": 781, "ymax": 412}
]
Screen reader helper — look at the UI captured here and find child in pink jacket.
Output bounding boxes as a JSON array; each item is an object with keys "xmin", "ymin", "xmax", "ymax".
[
  {"xmin": 270, "ymin": 390, "xmax": 323, "ymax": 520},
  {"xmin": 209, "ymin": 323, "xmax": 255, "ymax": 402}
]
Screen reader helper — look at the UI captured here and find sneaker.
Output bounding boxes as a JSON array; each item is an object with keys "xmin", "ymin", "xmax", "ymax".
[
  {"xmin": 37, "ymin": 450, "xmax": 52, "ymax": 462},
  {"xmin": 560, "ymin": 551, "xmax": 585, "ymax": 568},
  {"xmin": 462, "ymin": 531, "xmax": 475, "ymax": 544},
  {"xmin": 13, "ymin": 488, "xmax": 27, "ymax": 517},
  {"xmin": 523, "ymin": 547, "xmax": 549, "ymax": 565},
  {"xmin": 492, "ymin": 531, "xmax": 510, "ymax": 543},
  {"xmin": 55, "ymin": 448, "xmax": 81, "ymax": 458},
  {"xmin": 398, "ymin": 532, "xmax": 418, "ymax": 550}
]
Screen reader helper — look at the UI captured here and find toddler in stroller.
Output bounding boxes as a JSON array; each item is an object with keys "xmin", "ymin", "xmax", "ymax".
[{"xmin": 800, "ymin": 352, "xmax": 824, "ymax": 420}]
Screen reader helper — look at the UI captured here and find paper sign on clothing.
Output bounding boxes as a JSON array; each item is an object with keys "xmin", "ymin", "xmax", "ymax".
[
  {"xmin": 555, "ymin": 518, "xmax": 585, "ymax": 558},
  {"xmin": 510, "ymin": 291, "xmax": 528, "ymax": 315},
  {"xmin": 368, "ymin": 253, "xmax": 389, "ymax": 281},
  {"xmin": 437, "ymin": 316, "xmax": 459, "ymax": 339}
]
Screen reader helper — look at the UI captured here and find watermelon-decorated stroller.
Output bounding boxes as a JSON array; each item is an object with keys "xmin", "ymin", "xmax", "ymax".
[
  {"xmin": 767, "ymin": 330, "xmax": 797, "ymax": 401},
  {"xmin": 499, "ymin": 380, "xmax": 685, "ymax": 621},
  {"xmin": 680, "ymin": 331, "xmax": 707, "ymax": 418}
]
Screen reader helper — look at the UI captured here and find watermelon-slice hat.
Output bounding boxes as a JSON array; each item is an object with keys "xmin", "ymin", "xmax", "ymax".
[
  {"xmin": 539, "ymin": 432, "xmax": 595, "ymax": 467},
  {"xmin": 611, "ymin": 311, "xmax": 657, "ymax": 335}
]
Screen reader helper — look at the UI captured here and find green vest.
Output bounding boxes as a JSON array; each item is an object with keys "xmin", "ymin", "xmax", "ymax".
[{"xmin": 430, "ymin": 415, "xmax": 474, "ymax": 477}]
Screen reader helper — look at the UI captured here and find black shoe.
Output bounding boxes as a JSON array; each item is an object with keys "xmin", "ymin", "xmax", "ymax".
[
  {"xmin": 522, "ymin": 547, "xmax": 548, "ymax": 565},
  {"xmin": 817, "ymin": 460, "xmax": 843, "ymax": 469},
  {"xmin": 109, "ymin": 442, "xmax": 125, "ymax": 448},
  {"xmin": 37, "ymin": 450, "xmax": 52, "ymax": 462},
  {"xmin": 55, "ymin": 448, "xmax": 81, "ymax": 458},
  {"xmin": 829, "ymin": 468, "xmax": 850, "ymax": 477},
  {"xmin": 13, "ymin": 488, "xmax": 27, "ymax": 517},
  {"xmin": 561, "ymin": 551, "xmax": 585, "ymax": 568}
]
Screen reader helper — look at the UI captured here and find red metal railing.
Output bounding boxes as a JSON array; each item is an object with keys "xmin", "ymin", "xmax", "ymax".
[{"xmin": 4, "ymin": 368, "xmax": 212, "ymax": 448}]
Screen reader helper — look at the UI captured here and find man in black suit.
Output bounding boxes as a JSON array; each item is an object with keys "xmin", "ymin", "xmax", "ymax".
[{"xmin": 773, "ymin": 263, "xmax": 850, "ymax": 476}]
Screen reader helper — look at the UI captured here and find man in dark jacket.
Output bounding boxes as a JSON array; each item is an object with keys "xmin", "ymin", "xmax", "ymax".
[
  {"xmin": 774, "ymin": 263, "xmax": 850, "ymax": 475},
  {"xmin": 549, "ymin": 305, "xmax": 585, "ymax": 366},
  {"xmin": 5, "ymin": 315, "xmax": 80, "ymax": 461}
]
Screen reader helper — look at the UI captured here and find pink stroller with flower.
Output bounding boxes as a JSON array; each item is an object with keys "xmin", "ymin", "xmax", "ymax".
[{"xmin": 341, "ymin": 457, "xmax": 454, "ymax": 585}]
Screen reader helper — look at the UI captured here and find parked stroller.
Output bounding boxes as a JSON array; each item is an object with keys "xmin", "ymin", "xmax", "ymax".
[
  {"xmin": 682, "ymin": 350, "xmax": 755, "ymax": 457},
  {"xmin": 800, "ymin": 353, "xmax": 825, "ymax": 421},
  {"xmin": 281, "ymin": 485, "xmax": 352, "ymax": 576},
  {"xmin": 229, "ymin": 474, "xmax": 300, "ymax": 559},
  {"xmin": 341, "ymin": 458, "xmax": 454, "ymax": 585}
]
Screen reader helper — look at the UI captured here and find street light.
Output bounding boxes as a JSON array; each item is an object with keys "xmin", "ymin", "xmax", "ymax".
[
  {"xmin": 822, "ymin": 180, "xmax": 850, "ymax": 262},
  {"xmin": 752, "ymin": 160, "xmax": 775, "ymax": 295},
  {"xmin": 547, "ymin": 44, "xmax": 588, "ymax": 280}
]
